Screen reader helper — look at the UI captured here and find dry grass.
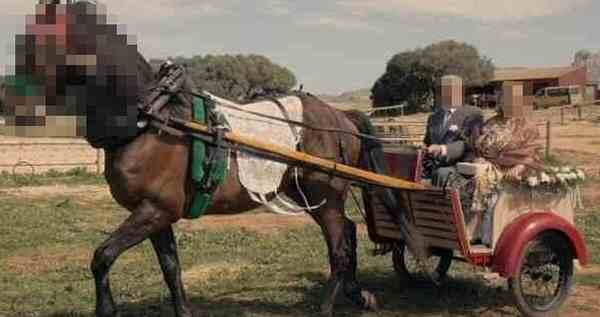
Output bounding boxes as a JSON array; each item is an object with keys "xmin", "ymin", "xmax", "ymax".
[{"xmin": 0, "ymin": 187, "xmax": 599, "ymax": 316}]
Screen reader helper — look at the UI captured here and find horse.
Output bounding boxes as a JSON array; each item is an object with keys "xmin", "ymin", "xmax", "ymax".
[{"xmin": 16, "ymin": 1, "xmax": 423, "ymax": 316}]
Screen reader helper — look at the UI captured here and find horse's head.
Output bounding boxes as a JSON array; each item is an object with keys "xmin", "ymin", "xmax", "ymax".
[{"xmin": 5, "ymin": 0, "xmax": 148, "ymax": 148}]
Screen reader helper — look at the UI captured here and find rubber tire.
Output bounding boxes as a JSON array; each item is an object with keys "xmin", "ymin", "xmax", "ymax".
[
  {"xmin": 392, "ymin": 243, "xmax": 453, "ymax": 284},
  {"xmin": 508, "ymin": 233, "xmax": 574, "ymax": 317}
]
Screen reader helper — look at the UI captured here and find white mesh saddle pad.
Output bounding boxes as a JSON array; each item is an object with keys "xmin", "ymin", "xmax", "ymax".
[{"xmin": 206, "ymin": 93, "xmax": 303, "ymax": 195}]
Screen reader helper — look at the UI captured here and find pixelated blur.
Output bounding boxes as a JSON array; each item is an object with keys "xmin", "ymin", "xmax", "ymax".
[{"xmin": 3, "ymin": 0, "xmax": 140, "ymax": 147}]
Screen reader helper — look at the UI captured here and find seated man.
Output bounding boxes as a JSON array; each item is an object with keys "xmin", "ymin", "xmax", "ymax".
[
  {"xmin": 423, "ymin": 76, "xmax": 484, "ymax": 188},
  {"xmin": 423, "ymin": 76, "xmax": 484, "ymax": 243}
]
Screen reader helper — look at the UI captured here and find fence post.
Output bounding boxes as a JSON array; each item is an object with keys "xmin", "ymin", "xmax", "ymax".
[
  {"xmin": 96, "ymin": 149, "xmax": 102, "ymax": 174},
  {"xmin": 560, "ymin": 107, "xmax": 565, "ymax": 125},
  {"xmin": 545, "ymin": 121, "xmax": 551, "ymax": 159}
]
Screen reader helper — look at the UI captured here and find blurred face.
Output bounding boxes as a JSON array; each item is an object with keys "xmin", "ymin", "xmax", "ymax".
[{"xmin": 5, "ymin": 1, "xmax": 139, "ymax": 142}]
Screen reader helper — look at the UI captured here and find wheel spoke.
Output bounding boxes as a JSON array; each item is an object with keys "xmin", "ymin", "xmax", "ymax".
[{"xmin": 517, "ymin": 236, "xmax": 571, "ymax": 312}]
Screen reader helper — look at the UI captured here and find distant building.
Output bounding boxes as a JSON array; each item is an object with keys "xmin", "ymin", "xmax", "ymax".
[
  {"xmin": 467, "ymin": 65, "xmax": 590, "ymax": 109},
  {"xmin": 490, "ymin": 66, "xmax": 588, "ymax": 106}
]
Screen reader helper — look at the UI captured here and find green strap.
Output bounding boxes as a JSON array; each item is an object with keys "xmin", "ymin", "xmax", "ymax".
[
  {"xmin": 5, "ymin": 75, "xmax": 41, "ymax": 97},
  {"xmin": 188, "ymin": 96, "xmax": 228, "ymax": 219}
]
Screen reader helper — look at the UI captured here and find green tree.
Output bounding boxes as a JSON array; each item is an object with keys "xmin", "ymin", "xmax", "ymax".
[
  {"xmin": 154, "ymin": 54, "xmax": 297, "ymax": 102},
  {"xmin": 371, "ymin": 40, "xmax": 494, "ymax": 114},
  {"xmin": 573, "ymin": 49, "xmax": 592, "ymax": 66},
  {"xmin": 573, "ymin": 49, "xmax": 600, "ymax": 83}
]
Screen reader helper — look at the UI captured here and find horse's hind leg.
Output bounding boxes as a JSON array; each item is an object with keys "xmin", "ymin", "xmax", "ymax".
[
  {"xmin": 150, "ymin": 226, "xmax": 193, "ymax": 317},
  {"xmin": 91, "ymin": 199, "xmax": 174, "ymax": 317},
  {"xmin": 311, "ymin": 195, "xmax": 377, "ymax": 317}
]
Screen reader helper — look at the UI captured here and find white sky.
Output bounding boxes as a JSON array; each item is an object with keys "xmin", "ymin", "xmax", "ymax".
[{"xmin": 1, "ymin": 0, "xmax": 598, "ymax": 94}]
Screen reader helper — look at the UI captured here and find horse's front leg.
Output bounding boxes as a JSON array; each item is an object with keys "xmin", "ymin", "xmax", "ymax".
[
  {"xmin": 150, "ymin": 226, "xmax": 193, "ymax": 317},
  {"xmin": 311, "ymin": 195, "xmax": 378, "ymax": 317},
  {"xmin": 91, "ymin": 199, "xmax": 174, "ymax": 317}
]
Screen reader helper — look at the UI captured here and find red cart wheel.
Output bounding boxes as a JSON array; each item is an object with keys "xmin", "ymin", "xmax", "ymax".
[
  {"xmin": 392, "ymin": 243, "xmax": 452, "ymax": 284},
  {"xmin": 508, "ymin": 232, "xmax": 574, "ymax": 317}
]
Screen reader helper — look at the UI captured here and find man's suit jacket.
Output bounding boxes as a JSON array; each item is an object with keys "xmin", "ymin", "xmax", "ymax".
[{"xmin": 423, "ymin": 105, "xmax": 484, "ymax": 165}]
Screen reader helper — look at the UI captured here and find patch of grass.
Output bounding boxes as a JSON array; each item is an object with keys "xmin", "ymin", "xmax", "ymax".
[
  {"xmin": 573, "ymin": 209, "xmax": 600, "ymax": 291},
  {"xmin": 1, "ymin": 193, "xmax": 599, "ymax": 316},
  {"xmin": 577, "ymin": 273, "xmax": 600, "ymax": 287},
  {"xmin": 0, "ymin": 168, "xmax": 105, "ymax": 188},
  {"xmin": 576, "ymin": 211, "xmax": 600, "ymax": 264},
  {"xmin": 542, "ymin": 153, "xmax": 563, "ymax": 166}
]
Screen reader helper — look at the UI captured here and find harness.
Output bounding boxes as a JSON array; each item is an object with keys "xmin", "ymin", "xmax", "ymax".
[
  {"xmin": 139, "ymin": 61, "xmax": 374, "ymax": 219},
  {"xmin": 187, "ymin": 96, "xmax": 229, "ymax": 218},
  {"xmin": 141, "ymin": 61, "xmax": 229, "ymax": 219}
]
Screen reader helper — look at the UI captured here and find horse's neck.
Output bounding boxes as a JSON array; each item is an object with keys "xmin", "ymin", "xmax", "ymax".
[{"xmin": 102, "ymin": 132, "xmax": 153, "ymax": 180}]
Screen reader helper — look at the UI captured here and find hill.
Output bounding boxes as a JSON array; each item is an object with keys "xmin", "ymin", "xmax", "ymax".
[
  {"xmin": 318, "ymin": 88, "xmax": 370, "ymax": 103},
  {"xmin": 317, "ymin": 88, "xmax": 371, "ymax": 111}
]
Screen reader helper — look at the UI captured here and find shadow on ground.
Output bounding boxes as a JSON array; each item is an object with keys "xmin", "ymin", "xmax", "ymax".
[{"xmin": 35, "ymin": 269, "xmax": 518, "ymax": 317}]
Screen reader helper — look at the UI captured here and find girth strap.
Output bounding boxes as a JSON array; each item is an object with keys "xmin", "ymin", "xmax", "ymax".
[{"xmin": 187, "ymin": 96, "xmax": 229, "ymax": 219}]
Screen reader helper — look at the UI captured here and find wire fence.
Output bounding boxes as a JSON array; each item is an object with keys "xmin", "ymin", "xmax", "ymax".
[
  {"xmin": 0, "ymin": 103, "xmax": 597, "ymax": 175},
  {"xmin": 0, "ymin": 140, "xmax": 103, "ymax": 175},
  {"xmin": 374, "ymin": 103, "xmax": 600, "ymax": 157}
]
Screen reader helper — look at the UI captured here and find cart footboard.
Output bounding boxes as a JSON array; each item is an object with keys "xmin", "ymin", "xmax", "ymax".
[{"xmin": 369, "ymin": 188, "xmax": 471, "ymax": 257}]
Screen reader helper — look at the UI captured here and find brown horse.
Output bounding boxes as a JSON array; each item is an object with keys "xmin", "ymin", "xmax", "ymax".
[
  {"xmin": 96, "ymin": 70, "xmax": 378, "ymax": 317},
  {"xmin": 18, "ymin": 1, "xmax": 421, "ymax": 316}
]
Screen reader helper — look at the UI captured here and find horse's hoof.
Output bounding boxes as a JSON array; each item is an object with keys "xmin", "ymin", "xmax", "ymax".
[
  {"xmin": 320, "ymin": 302, "xmax": 334, "ymax": 317},
  {"xmin": 96, "ymin": 307, "xmax": 120, "ymax": 317},
  {"xmin": 360, "ymin": 290, "xmax": 379, "ymax": 311}
]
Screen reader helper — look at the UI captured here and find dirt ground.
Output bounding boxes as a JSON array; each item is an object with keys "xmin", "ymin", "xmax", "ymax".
[{"xmin": 550, "ymin": 120, "xmax": 600, "ymax": 176}]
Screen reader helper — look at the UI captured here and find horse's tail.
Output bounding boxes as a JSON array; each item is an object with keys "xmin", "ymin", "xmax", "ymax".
[
  {"xmin": 343, "ymin": 110, "xmax": 389, "ymax": 175},
  {"xmin": 344, "ymin": 110, "xmax": 428, "ymax": 260}
]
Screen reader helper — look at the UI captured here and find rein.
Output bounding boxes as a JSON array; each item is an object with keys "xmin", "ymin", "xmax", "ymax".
[
  {"xmin": 180, "ymin": 90, "xmax": 382, "ymax": 142},
  {"xmin": 139, "ymin": 61, "xmax": 383, "ymax": 146}
]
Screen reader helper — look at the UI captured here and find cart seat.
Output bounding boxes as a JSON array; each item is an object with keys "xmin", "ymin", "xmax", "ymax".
[
  {"xmin": 456, "ymin": 162, "xmax": 488, "ymax": 176},
  {"xmin": 383, "ymin": 148, "xmax": 424, "ymax": 182}
]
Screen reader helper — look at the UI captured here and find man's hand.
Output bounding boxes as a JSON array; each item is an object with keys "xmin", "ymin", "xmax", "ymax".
[
  {"xmin": 505, "ymin": 164, "xmax": 527, "ymax": 181},
  {"xmin": 427, "ymin": 144, "xmax": 447, "ymax": 157}
]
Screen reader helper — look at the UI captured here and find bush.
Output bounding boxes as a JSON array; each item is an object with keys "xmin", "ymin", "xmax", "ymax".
[
  {"xmin": 371, "ymin": 40, "xmax": 494, "ymax": 113},
  {"xmin": 151, "ymin": 54, "xmax": 297, "ymax": 102}
]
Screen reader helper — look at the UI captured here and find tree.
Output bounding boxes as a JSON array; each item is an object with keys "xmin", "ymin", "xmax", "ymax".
[
  {"xmin": 574, "ymin": 49, "xmax": 592, "ymax": 65},
  {"xmin": 573, "ymin": 49, "xmax": 600, "ymax": 83},
  {"xmin": 371, "ymin": 40, "xmax": 494, "ymax": 114},
  {"xmin": 153, "ymin": 54, "xmax": 297, "ymax": 102}
]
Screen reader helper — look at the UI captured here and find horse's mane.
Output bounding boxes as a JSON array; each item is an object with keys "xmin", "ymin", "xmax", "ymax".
[{"xmin": 136, "ymin": 52, "xmax": 156, "ymax": 99}]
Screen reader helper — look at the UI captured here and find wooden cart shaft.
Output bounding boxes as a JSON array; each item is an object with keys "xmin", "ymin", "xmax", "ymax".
[{"xmin": 172, "ymin": 117, "xmax": 428, "ymax": 191}]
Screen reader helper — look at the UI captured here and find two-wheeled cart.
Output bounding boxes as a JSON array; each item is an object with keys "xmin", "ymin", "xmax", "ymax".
[
  {"xmin": 158, "ymin": 114, "xmax": 590, "ymax": 317},
  {"xmin": 373, "ymin": 148, "xmax": 590, "ymax": 317}
]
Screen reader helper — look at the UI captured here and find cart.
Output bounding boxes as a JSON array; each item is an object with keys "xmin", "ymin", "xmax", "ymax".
[
  {"xmin": 152, "ymin": 111, "xmax": 589, "ymax": 317},
  {"xmin": 366, "ymin": 148, "xmax": 590, "ymax": 317}
]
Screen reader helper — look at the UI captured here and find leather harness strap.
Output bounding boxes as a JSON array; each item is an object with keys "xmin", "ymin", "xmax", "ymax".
[
  {"xmin": 181, "ymin": 90, "xmax": 381, "ymax": 142},
  {"xmin": 266, "ymin": 97, "xmax": 302, "ymax": 142}
]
